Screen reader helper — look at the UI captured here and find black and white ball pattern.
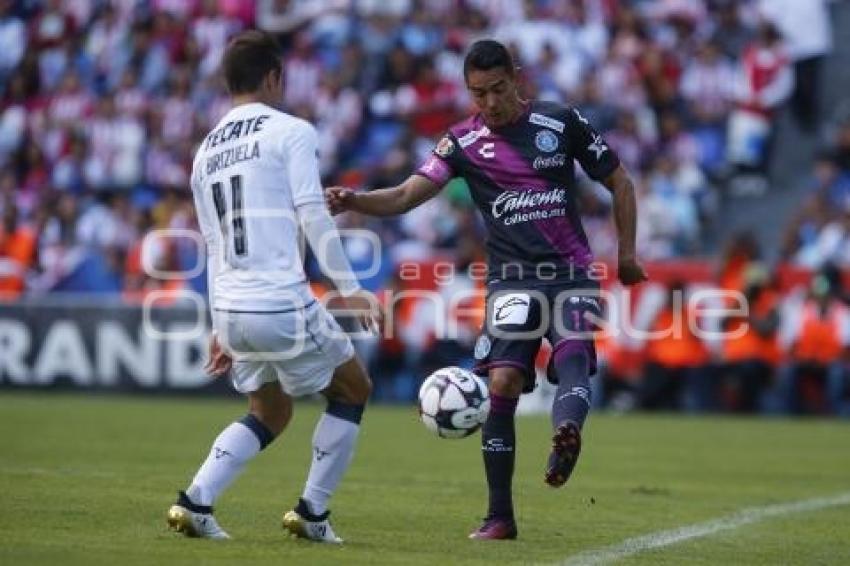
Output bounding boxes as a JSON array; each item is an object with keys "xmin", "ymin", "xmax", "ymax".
[{"xmin": 418, "ymin": 367, "xmax": 490, "ymax": 439}]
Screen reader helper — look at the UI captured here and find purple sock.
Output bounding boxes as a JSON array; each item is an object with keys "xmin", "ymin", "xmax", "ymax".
[
  {"xmin": 482, "ymin": 393, "xmax": 518, "ymax": 519},
  {"xmin": 550, "ymin": 345, "xmax": 592, "ymax": 430}
]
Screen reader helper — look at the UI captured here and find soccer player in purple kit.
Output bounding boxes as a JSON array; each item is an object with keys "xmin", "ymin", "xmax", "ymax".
[{"xmin": 326, "ymin": 39, "xmax": 647, "ymax": 540}]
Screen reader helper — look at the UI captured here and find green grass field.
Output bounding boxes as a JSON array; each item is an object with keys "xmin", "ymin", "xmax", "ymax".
[{"xmin": 1, "ymin": 393, "xmax": 849, "ymax": 565}]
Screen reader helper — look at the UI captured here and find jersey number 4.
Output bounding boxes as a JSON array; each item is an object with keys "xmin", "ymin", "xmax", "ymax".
[{"xmin": 211, "ymin": 175, "xmax": 248, "ymax": 261}]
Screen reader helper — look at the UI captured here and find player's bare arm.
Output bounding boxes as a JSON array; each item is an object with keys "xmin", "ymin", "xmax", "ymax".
[
  {"xmin": 325, "ymin": 174, "xmax": 442, "ymax": 216},
  {"xmin": 602, "ymin": 164, "xmax": 648, "ymax": 286}
]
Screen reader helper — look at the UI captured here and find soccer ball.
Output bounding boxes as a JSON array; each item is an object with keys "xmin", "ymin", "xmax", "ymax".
[{"xmin": 418, "ymin": 367, "xmax": 490, "ymax": 439}]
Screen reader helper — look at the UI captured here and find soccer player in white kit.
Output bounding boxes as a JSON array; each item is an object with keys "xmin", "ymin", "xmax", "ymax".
[{"xmin": 166, "ymin": 30, "xmax": 382, "ymax": 544}]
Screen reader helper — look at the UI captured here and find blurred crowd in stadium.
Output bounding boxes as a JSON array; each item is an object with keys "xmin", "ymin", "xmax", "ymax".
[{"xmin": 0, "ymin": 0, "xmax": 847, "ymax": 414}]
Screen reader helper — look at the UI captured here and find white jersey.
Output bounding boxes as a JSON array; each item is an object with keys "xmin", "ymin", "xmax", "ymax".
[{"xmin": 191, "ymin": 102, "xmax": 322, "ymax": 312}]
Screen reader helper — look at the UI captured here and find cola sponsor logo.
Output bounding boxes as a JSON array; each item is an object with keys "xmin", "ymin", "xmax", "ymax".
[
  {"xmin": 491, "ymin": 187, "xmax": 567, "ymax": 219},
  {"xmin": 533, "ymin": 153, "xmax": 566, "ymax": 170}
]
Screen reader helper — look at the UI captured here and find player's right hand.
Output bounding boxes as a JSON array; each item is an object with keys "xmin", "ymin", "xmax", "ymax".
[
  {"xmin": 204, "ymin": 332, "xmax": 232, "ymax": 377},
  {"xmin": 325, "ymin": 186, "xmax": 356, "ymax": 215},
  {"xmin": 617, "ymin": 256, "xmax": 648, "ymax": 286},
  {"xmin": 328, "ymin": 290, "xmax": 386, "ymax": 335}
]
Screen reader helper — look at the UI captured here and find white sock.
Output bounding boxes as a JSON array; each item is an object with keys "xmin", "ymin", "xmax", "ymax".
[
  {"xmin": 186, "ymin": 422, "xmax": 263, "ymax": 506},
  {"xmin": 302, "ymin": 413, "xmax": 360, "ymax": 515}
]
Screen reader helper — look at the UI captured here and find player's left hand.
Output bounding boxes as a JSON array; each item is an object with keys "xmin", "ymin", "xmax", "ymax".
[
  {"xmin": 204, "ymin": 332, "xmax": 232, "ymax": 377},
  {"xmin": 617, "ymin": 256, "xmax": 648, "ymax": 286}
]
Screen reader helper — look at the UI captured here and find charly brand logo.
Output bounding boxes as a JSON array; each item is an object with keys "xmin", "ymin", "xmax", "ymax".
[
  {"xmin": 491, "ymin": 187, "xmax": 567, "ymax": 219},
  {"xmin": 533, "ymin": 153, "xmax": 566, "ymax": 170},
  {"xmin": 479, "ymin": 142, "xmax": 495, "ymax": 159},
  {"xmin": 535, "ymin": 130, "xmax": 559, "ymax": 152}
]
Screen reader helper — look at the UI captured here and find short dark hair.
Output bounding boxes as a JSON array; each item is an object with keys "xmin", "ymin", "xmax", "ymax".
[
  {"xmin": 463, "ymin": 39, "xmax": 515, "ymax": 80},
  {"xmin": 222, "ymin": 30, "xmax": 281, "ymax": 95}
]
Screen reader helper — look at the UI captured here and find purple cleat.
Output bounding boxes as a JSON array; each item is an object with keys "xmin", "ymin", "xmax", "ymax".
[
  {"xmin": 545, "ymin": 421, "xmax": 582, "ymax": 488},
  {"xmin": 468, "ymin": 516, "xmax": 518, "ymax": 540}
]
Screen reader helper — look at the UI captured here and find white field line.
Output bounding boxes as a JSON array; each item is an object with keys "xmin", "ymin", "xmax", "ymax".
[{"xmin": 560, "ymin": 491, "xmax": 850, "ymax": 566}]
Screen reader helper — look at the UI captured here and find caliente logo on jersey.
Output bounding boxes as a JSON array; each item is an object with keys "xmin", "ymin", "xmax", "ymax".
[{"xmin": 491, "ymin": 187, "xmax": 568, "ymax": 226}]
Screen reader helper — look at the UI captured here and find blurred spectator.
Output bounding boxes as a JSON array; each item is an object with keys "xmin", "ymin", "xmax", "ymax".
[
  {"xmin": 777, "ymin": 269, "xmax": 850, "ymax": 415},
  {"xmin": 114, "ymin": 69, "xmax": 148, "ymax": 118},
  {"xmin": 639, "ymin": 282, "xmax": 714, "ymax": 411},
  {"xmin": 85, "ymin": 3, "xmax": 127, "ymax": 85},
  {"xmin": 48, "ymin": 71, "xmax": 94, "ymax": 126},
  {"xmin": 719, "ymin": 265, "xmax": 781, "ymax": 412},
  {"xmin": 396, "ymin": 58, "xmax": 460, "ymax": 139},
  {"xmin": 0, "ymin": 0, "xmax": 26, "ymax": 87},
  {"xmin": 52, "ymin": 133, "xmax": 87, "ymax": 193},
  {"xmin": 0, "ymin": 202, "xmax": 37, "ymax": 298},
  {"xmin": 781, "ymin": 189, "xmax": 835, "ymax": 268},
  {"xmin": 125, "ymin": 22, "xmax": 171, "ymax": 94},
  {"xmin": 32, "ymin": 192, "xmax": 85, "ymax": 291},
  {"xmin": 86, "ymin": 94, "xmax": 145, "ymax": 188},
  {"xmin": 604, "ymin": 110, "xmax": 654, "ymax": 173},
  {"xmin": 642, "ymin": 155, "xmax": 700, "ymax": 256},
  {"xmin": 680, "ymin": 39, "xmax": 734, "ymax": 175},
  {"xmin": 31, "ymin": 0, "xmax": 75, "ymax": 51},
  {"xmin": 717, "ymin": 230, "xmax": 761, "ymax": 293},
  {"xmin": 192, "ymin": 0, "xmax": 242, "ymax": 78},
  {"xmin": 283, "ymin": 30, "xmax": 321, "ymax": 113},
  {"xmin": 831, "ymin": 118, "xmax": 850, "ymax": 173},
  {"xmin": 784, "ymin": 148, "xmax": 850, "ymax": 269},
  {"xmin": 257, "ymin": 0, "xmax": 348, "ymax": 39},
  {"xmin": 759, "ymin": 0, "xmax": 832, "ymax": 131},
  {"xmin": 710, "ymin": 0, "xmax": 754, "ymax": 61},
  {"xmin": 314, "ymin": 74, "xmax": 362, "ymax": 175},
  {"xmin": 727, "ymin": 20, "xmax": 793, "ymax": 196},
  {"xmin": 681, "ymin": 40, "xmax": 735, "ymax": 126}
]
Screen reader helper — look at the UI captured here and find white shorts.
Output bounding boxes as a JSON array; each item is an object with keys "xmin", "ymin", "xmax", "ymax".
[{"xmin": 216, "ymin": 301, "xmax": 355, "ymax": 397}]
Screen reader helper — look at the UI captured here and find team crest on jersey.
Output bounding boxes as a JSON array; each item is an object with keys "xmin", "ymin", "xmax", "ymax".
[
  {"xmin": 435, "ymin": 136, "xmax": 455, "ymax": 157},
  {"xmin": 535, "ymin": 130, "xmax": 559, "ymax": 153}
]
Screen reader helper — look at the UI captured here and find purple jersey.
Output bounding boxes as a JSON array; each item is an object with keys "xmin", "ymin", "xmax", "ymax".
[{"xmin": 416, "ymin": 101, "xmax": 619, "ymax": 282}]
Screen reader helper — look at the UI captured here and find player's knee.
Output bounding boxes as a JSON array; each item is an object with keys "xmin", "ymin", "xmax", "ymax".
[
  {"xmin": 327, "ymin": 357, "xmax": 372, "ymax": 406},
  {"xmin": 549, "ymin": 344, "xmax": 591, "ymax": 386},
  {"xmin": 489, "ymin": 368, "xmax": 524, "ymax": 398},
  {"xmin": 250, "ymin": 394, "xmax": 292, "ymax": 437},
  {"xmin": 323, "ymin": 367, "xmax": 370, "ymax": 424},
  {"xmin": 254, "ymin": 409, "xmax": 290, "ymax": 438},
  {"xmin": 268, "ymin": 404, "xmax": 292, "ymax": 436},
  {"xmin": 334, "ymin": 374, "xmax": 371, "ymax": 407},
  {"xmin": 355, "ymin": 374, "xmax": 373, "ymax": 405}
]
